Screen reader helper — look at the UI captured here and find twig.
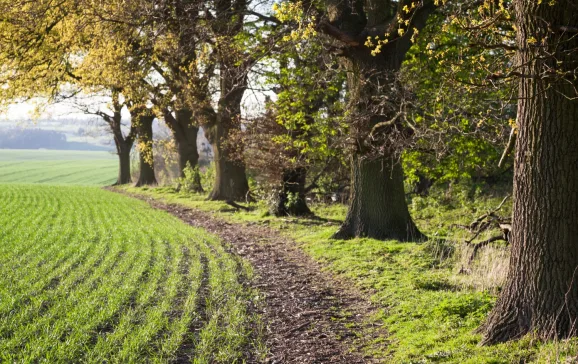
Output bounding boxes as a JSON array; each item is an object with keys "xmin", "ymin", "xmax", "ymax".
[
  {"xmin": 498, "ymin": 128, "xmax": 516, "ymax": 168},
  {"xmin": 468, "ymin": 235, "xmax": 507, "ymax": 265}
]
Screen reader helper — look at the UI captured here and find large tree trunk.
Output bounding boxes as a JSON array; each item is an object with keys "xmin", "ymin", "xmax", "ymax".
[
  {"xmin": 481, "ymin": 2, "xmax": 578, "ymax": 345},
  {"xmin": 207, "ymin": 120, "xmax": 251, "ymax": 201},
  {"xmin": 322, "ymin": 0, "xmax": 433, "ymax": 241},
  {"xmin": 199, "ymin": 0, "xmax": 251, "ymax": 202},
  {"xmin": 171, "ymin": 109, "xmax": 201, "ymax": 177},
  {"xmin": 135, "ymin": 112, "xmax": 157, "ymax": 187},
  {"xmin": 204, "ymin": 63, "xmax": 251, "ymax": 202},
  {"xmin": 333, "ymin": 48, "xmax": 426, "ymax": 240},
  {"xmin": 273, "ymin": 167, "xmax": 311, "ymax": 216},
  {"xmin": 115, "ymin": 141, "xmax": 133, "ymax": 185},
  {"xmin": 334, "ymin": 154, "xmax": 424, "ymax": 240},
  {"xmin": 165, "ymin": 108, "xmax": 203, "ymax": 192}
]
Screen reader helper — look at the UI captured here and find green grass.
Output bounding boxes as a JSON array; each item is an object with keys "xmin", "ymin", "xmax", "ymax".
[
  {"xmin": 123, "ymin": 184, "xmax": 578, "ymax": 363},
  {"xmin": 0, "ymin": 149, "xmax": 117, "ymax": 185},
  {"xmin": 0, "ymin": 184, "xmax": 258, "ymax": 363}
]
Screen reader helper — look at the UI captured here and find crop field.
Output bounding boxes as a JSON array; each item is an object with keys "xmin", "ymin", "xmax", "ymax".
[
  {"xmin": 0, "ymin": 149, "xmax": 117, "ymax": 185},
  {"xmin": 0, "ymin": 184, "xmax": 255, "ymax": 363}
]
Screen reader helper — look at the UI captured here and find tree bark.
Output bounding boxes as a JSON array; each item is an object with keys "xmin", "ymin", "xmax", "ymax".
[
  {"xmin": 203, "ymin": 62, "xmax": 251, "ymax": 202},
  {"xmin": 165, "ymin": 109, "xmax": 201, "ymax": 176},
  {"xmin": 206, "ymin": 119, "xmax": 251, "ymax": 201},
  {"xmin": 273, "ymin": 167, "xmax": 312, "ymax": 216},
  {"xmin": 115, "ymin": 141, "xmax": 133, "ymax": 185},
  {"xmin": 481, "ymin": 1, "xmax": 578, "ymax": 345},
  {"xmin": 334, "ymin": 155, "xmax": 424, "ymax": 240},
  {"xmin": 164, "ymin": 108, "xmax": 203, "ymax": 192},
  {"xmin": 134, "ymin": 110, "xmax": 157, "ymax": 187}
]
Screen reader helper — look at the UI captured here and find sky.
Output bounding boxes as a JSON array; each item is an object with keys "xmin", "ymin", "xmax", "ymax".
[{"xmin": 1, "ymin": 86, "xmax": 270, "ymax": 123}]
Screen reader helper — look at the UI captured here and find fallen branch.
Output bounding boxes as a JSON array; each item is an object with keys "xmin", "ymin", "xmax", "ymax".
[
  {"xmin": 468, "ymin": 194, "xmax": 511, "ymax": 231},
  {"xmin": 468, "ymin": 232, "xmax": 508, "ymax": 265},
  {"xmin": 225, "ymin": 200, "xmax": 252, "ymax": 211},
  {"xmin": 456, "ymin": 196, "xmax": 513, "ymax": 272}
]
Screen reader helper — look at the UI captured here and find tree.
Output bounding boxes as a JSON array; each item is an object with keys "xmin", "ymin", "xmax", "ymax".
[
  {"xmin": 72, "ymin": 89, "xmax": 137, "ymax": 185},
  {"xmin": 198, "ymin": 0, "xmax": 285, "ymax": 202},
  {"xmin": 480, "ymin": 0, "xmax": 578, "ymax": 344},
  {"xmin": 313, "ymin": 0, "xmax": 436, "ymax": 240},
  {"xmin": 250, "ymin": 38, "xmax": 346, "ymax": 216},
  {"xmin": 0, "ymin": 0, "xmax": 149, "ymax": 185},
  {"xmin": 103, "ymin": 90, "xmax": 137, "ymax": 186},
  {"xmin": 135, "ymin": 0, "xmax": 212, "ymax": 186},
  {"xmin": 91, "ymin": 91, "xmax": 136, "ymax": 186},
  {"xmin": 193, "ymin": 0, "xmax": 252, "ymax": 202}
]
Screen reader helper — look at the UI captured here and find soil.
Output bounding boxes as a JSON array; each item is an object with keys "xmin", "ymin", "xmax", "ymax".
[{"xmin": 114, "ymin": 189, "xmax": 385, "ymax": 363}]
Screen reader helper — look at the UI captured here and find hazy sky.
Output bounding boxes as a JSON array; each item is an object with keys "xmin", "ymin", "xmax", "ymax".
[
  {"xmin": 1, "ymin": 100, "xmax": 98, "ymax": 121},
  {"xmin": 1, "ymin": 89, "xmax": 269, "ymax": 123}
]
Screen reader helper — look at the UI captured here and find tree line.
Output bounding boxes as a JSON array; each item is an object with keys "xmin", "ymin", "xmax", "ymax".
[{"xmin": 0, "ymin": 0, "xmax": 577, "ymax": 346}]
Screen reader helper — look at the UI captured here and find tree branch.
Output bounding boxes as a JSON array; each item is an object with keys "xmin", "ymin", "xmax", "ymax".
[
  {"xmin": 318, "ymin": 21, "xmax": 361, "ymax": 46},
  {"xmin": 245, "ymin": 10, "xmax": 281, "ymax": 24}
]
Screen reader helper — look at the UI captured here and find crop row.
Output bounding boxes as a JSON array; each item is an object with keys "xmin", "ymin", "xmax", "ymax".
[{"xmin": 0, "ymin": 185, "xmax": 255, "ymax": 363}]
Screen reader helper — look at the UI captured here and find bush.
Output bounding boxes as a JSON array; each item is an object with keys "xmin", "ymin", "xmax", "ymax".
[{"xmin": 177, "ymin": 162, "xmax": 203, "ymax": 193}]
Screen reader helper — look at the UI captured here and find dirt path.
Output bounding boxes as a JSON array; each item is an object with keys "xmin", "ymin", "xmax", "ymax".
[{"xmin": 115, "ymin": 190, "xmax": 384, "ymax": 363}]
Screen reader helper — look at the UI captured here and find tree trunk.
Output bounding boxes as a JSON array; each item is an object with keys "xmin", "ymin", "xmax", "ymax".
[
  {"xmin": 204, "ymin": 63, "xmax": 251, "ymax": 202},
  {"xmin": 135, "ymin": 112, "xmax": 157, "ymax": 187},
  {"xmin": 481, "ymin": 2, "xmax": 578, "ymax": 345},
  {"xmin": 321, "ymin": 0, "xmax": 433, "ymax": 241},
  {"xmin": 110, "ymin": 128, "xmax": 135, "ymax": 186},
  {"xmin": 174, "ymin": 109, "xmax": 201, "ymax": 177},
  {"xmin": 165, "ymin": 108, "xmax": 203, "ymax": 192},
  {"xmin": 334, "ymin": 154, "xmax": 424, "ymax": 240},
  {"xmin": 273, "ymin": 167, "xmax": 312, "ymax": 216},
  {"xmin": 207, "ymin": 120, "xmax": 251, "ymax": 201},
  {"xmin": 115, "ymin": 141, "xmax": 133, "ymax": 185},
  {"xmin": 105, "ymin": 88, "xmax": 136, "ymax": 186},
  {"xmin": 332, "ymin": 45, "xmax": 426, "ymax": 240}
]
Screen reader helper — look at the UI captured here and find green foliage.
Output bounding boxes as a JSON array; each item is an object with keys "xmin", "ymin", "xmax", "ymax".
[
  {"xmin": 243, "ymin": 11, "xmax": 348, "ymax": 191},
  {"xmin": 268, "ymin": 38, "xmax": 347, "ymax": 164},
  {"xmin": 0, "ymin": 184, "xmax": 257, "ymax": 362},
  {"xmin": 200, "ymin": 163, "xmax": 215, "ymax": 193},
  {"xmin": 401, "ymin": 13, "xmax": 515, "ymax": 184},
  {"xmin": 285, "ymin": 191, "xmax": 300, "ymax": 211},
  {"xmin": 177, "ymin": 161, "xmax": 203, "ymax": 193}
]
